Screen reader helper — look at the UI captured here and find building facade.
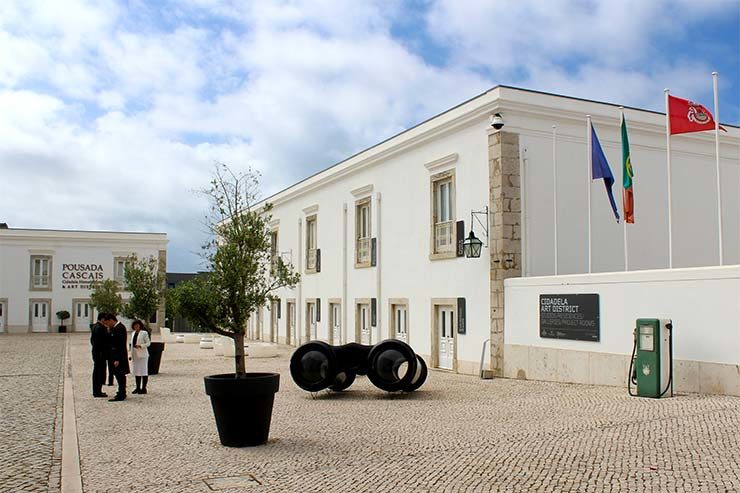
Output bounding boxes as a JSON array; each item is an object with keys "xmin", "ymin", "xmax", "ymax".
[
  {"xmin": 249, "ymin": 86, "xmax": 740, "ymax": 386},
  {"xmin": 0, "ymin": 227, "xmax": 168, "ymax": 333}
]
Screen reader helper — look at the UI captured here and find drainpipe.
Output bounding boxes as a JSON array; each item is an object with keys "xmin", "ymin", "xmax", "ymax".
[
  {"xmin": 375, "ymin": 191, "xmax": 382, "ymax": 343},
  {"xmin": 297, "ymin": 218, "xmax": 303, "ymax": 345},
  {"xmin": 342, "ymin": 203, "xmax": 348, "ymax": 345}
]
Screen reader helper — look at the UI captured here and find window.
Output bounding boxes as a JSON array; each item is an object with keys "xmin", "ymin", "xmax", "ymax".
[
  {"xmin": 355, "ymin": 198, "xmax": 371, "ymax": 267},
  {"xmin": 30, "ymin": 255, "xmax": 52, "ymax": 290},
  {"xmin": 430, "ymin": 170, "xmax": 456, "ymax": 259},
  {"xmin": 305, "ymin": 215, "xmax": 317, "ymax": 272},
  {"xmin": 114, "ymin": 257, "xmax": 128, "ymax": 287}
]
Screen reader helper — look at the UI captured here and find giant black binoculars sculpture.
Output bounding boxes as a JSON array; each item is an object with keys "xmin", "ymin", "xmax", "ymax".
[{"xmin": 290, "ymin": 339, "xmax": 428, "ymax": 393}]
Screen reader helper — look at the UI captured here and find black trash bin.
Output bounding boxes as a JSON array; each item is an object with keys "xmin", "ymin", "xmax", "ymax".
[{"xmin": 148, "ymin": 342, "xmax": 165, "ymax": 375}]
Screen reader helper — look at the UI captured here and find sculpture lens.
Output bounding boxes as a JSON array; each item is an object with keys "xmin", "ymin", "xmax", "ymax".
[
  {"xmin": 300, "ymin": 351, "xmax": 329, "ymax": 384},
  {"xmin": 375, "ymin": 349, "xmax": 409, "ymax": 382}
]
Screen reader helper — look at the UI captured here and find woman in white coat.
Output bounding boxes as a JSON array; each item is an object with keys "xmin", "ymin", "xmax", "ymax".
[{"xmin": 129, "ymin": 320, "xmax": 151, "ymax": 394}]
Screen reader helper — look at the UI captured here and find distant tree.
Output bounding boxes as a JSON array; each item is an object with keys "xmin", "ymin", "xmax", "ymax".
[
  {"xmin": 90, "ymin": 279, "xmax": 124, "ymax": 316},
  {"xmin": 174, "ymin": 163, "xmax": 300, "ymax": 377},
  {"xmin": 122, "ymin": 254, "xmax": 165, "ymax": 330}
]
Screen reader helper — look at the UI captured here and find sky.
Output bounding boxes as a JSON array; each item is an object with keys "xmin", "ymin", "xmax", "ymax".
[{"xmin": 1, "ymin": 0, "xmax": 738, "ymax": 272}]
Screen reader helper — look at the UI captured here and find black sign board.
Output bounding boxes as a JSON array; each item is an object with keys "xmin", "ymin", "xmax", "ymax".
[
  {"xmin": 457, "ymin": 297, "xmax": 466, "ymax": 334},
  {"xmin": 539, "ymin": 294, "xmax": 600, "ymax": 341},
  {"xmin": 456, "ymin": 220, "xmax": 465, "ymax": 257}
]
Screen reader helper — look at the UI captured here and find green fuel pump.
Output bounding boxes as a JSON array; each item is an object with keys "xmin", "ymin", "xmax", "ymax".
[{"xmin": 628, "ymin": 319, "xmax": 673, "ymax": 398}]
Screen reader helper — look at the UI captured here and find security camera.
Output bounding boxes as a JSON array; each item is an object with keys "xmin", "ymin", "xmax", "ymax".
[{"xmin": 490, "ymin": 113, "xmax": 504, "ymax": 130}]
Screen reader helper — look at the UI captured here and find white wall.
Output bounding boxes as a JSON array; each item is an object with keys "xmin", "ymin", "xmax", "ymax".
[
  {"xmin": 268, "ymin": 116, "xmax": 493, "ymax": 369},
  {"xmin": 504, "ymin": 265, "xmax": 740, "ymax": 365},
  {"xmin": 0, "ymin": 230, "xmax": 167, "ymax": 332},
  {"xmin": 502, "ymin": 88, "xmax": 740, "ymax": 277},
  {"xmin": 250, "ymin": 85, "xmax": 740, "ymax": 377}
]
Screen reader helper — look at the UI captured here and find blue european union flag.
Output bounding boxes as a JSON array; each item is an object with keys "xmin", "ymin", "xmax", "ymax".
[{"xmin": 591, "ymin": 124, "xmax": 620, "ymax": 223}]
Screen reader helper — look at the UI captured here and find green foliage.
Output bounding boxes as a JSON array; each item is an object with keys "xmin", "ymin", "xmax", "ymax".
[
  {"xmin": 122, "ymin": 254, "xmax": 165, "ymax": 327},
  {"xmin": 175, "ymin": 163, "xmax": 300, "ymax": 376},
  {"xmin": 56, "ymin": 310, "xmax": 70, "ymax": 322},
  {"xmin": 90, "ymin": 279, "xmax": 124, "ymax": 315}
]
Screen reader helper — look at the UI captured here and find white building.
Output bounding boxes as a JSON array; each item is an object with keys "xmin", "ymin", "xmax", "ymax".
[
  {"xmin": 0, "ymin": 227, "xmax": 168, "ymax": 333},
  {"xmin": 247, "ymin": 85, "xmax": 740, "ymax": 396}
]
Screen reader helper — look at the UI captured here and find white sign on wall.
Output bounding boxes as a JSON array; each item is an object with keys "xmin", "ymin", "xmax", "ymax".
[{"xmin": 61, "ymin": 263, "xmax": 105, "ymax": 290}]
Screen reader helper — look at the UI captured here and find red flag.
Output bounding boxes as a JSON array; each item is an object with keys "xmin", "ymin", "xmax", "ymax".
[{"xmin": 668, "ymin": 95, "xmax": 726, "ymax": 135}]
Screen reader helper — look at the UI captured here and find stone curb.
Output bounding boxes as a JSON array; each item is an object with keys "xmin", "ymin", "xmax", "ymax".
[{"xmin": 61, "ymin": 337, "xmax": 83, "ymax": 493}]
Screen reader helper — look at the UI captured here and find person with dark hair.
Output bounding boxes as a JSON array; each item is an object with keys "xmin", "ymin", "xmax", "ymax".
[
  {"xmin": 107, "ymin": 314, "xmax": 130, "ymax": 402},
  {"xmin": 90, "ymin": 312, "xmax": 113, "ymax": 397},
  {"xmin": 129, "ymin": 320, "xmax": 151, "ymax": 394}
]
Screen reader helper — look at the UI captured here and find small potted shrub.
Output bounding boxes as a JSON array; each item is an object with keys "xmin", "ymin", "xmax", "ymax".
[
  {"xmin": 174, "ymin": 164, "xmax": 299, "ymax": 447},
  {"xmin": 56, "ymin": 310, "xmax": 70, "ymax": 333}
]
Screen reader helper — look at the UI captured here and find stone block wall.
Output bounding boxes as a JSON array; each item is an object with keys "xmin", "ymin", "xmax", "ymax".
[{"xmin": 488, "ymin": 130, "xmax": 522, "ymax": 377}]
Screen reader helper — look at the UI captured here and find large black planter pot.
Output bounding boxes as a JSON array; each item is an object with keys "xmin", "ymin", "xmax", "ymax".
[
  {"xmin": 147, "ymin": 342, "xmax": 165, "ymax": 375},
  {"xmin": 204, "ymin": 373, "xmax": 280, "ymax": 447}
]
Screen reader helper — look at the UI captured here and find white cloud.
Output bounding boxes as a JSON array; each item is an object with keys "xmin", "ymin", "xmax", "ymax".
[{"xmin": 0, "ymin": 0, "xmax": 735, "ymax": 270}]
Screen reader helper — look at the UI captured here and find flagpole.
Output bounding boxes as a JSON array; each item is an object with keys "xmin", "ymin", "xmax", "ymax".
[
  {"xmin": 620, "ymin": 107, "xmax": 628, "ymax": 271},
  {"xmin": 586, "ymin": 115, "xmax": 592, "ymax": 273},
  {"xmin": 712, "ymin": 71, "xmax": 724, "ymax": 265},
  {"xmin": 664, "ymin": 89, "xmax": 673, "ymax": 269},
  {"xmin": 552, "ymin": 124, "xmax": 558, "ymax": 275}
]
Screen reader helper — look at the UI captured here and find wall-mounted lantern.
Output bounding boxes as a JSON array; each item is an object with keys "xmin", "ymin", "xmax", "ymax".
[{"xmin": 463, "ymin": 206, "xmax": 488, "ymax": 258}]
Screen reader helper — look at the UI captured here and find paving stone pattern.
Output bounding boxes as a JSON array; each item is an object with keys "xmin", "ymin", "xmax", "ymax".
[
  {"xmin": 0, "ymin": 335, "xmax": 66, "ymax": 493},
  {"xmin": 66, "ymin": 335, "xmax": 740, "ymax": 492}
]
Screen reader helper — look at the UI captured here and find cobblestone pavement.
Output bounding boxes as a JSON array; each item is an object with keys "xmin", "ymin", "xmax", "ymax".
[
  {"xmin": 0, "ymin": 334, "xmax": 66, "ymax": 493},
  {"xmin": 66, "ymin": 335, "xmax": 740, "ymax": 493}
]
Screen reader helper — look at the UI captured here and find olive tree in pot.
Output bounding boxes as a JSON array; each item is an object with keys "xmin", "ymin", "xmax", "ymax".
[
  {"xmin": 122, "ymin": 254, "xmax": 167, "ymax": 374},
  {"xmin": 56, "ymin": 310, "xmax": 70, "ymax": 333},
  {"xmin": 173, "ymin": 164, "xmax": 300, "ymax": 447}
]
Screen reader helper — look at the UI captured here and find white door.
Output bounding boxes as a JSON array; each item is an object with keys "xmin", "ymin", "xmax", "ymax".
[
  {"xmin": 32, "ymin": 301, "xmax": 49, "ymax": 333},
  {"xmin": 437, "ymin": 305, "xmax": 454, "ymax": 370},
  {"xmin": 308, "ymin": 303, "xmax": 317, "ymax": 340},
  {"xmin": 74, "ymin": 302, "xmax": 92, "ymax": 332},
  {"xmin": 247, "ymin": 316, "xmax": 254, "ymax": 339},
  {"xmin": 0, "ymin": 301, "xmax": 6, "ymax": 333},
  {"xmin": 271, "ymin": 302, "xmax": 278, "ymax": 343},
  {"xmin": 288, "ymin": 303, "xmax": 297, "ymax": 346},
  {"xmin": 360, "ymin": 304, "xmax": 370, "ymax": 344},
  {"xmin": 331, "ymin": 304, "xmax": 341, "ymax": 344},
  {"xmin": 394, "ymin": 305, "xmax": 408, "ymax": 343}
]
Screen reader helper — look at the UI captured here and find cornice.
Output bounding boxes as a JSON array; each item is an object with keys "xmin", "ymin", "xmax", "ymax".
[
  {"xmin": 424, "ymin": 153, "xmax": 459, "ymax": 172},
  {"xmin": 350, "ymin": 184, "xmax": 374, "ymax": 197}
]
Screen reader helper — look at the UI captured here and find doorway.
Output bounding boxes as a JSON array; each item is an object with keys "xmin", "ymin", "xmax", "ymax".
[
  {"xmin": 392, "ymin": 303, "xmax": 408, "ymax": 343},
  {"xmin": 30, "ymin": 300, "xmax": 50, "ymax": 333},
  {"xmin": 431, "ymin": 301, "xmax": 456, "ymax": 371},
  {"xmin": 356, "ymin": 301, "xmax": 371, "ymax": 345},
  {"xmin": 73, "ymin": 299, "xmax": 92, "ymax": 332},
  {"xmin": 329, "ymin": 301, "xmax": 341, "ymax": 345},
  {"xmin": 0, "ymin": 299, "xmax": 7, "ymax": 333},
  {"xmin": 286, "ymin": 300, "xmax": 296, "ymax": 346},
  {"xmin": 270, "ymin": 300, "xmax": 279, "ymax": 343},
  {"xmin": 306, "ymin": 301, "xmax": 317, "ymax": 341}
]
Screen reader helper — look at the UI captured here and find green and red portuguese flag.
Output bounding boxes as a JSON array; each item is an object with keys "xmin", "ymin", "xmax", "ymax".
[{"xmin": 621, "ymin": 113, "xmax": 634, "ymax": 224}]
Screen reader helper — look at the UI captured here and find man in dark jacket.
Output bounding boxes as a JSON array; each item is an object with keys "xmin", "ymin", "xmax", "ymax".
[
  {"xmin": 108, "ymin": 315, "xmax": 130, "ymax": 402},
  {"xmin": 90, "ymin": 312, "xmax": 112, "ymax": 397}
]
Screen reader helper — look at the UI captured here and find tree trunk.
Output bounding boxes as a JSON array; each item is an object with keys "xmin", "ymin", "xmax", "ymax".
[{"xmin": 234, "ymin": 332, "xmax": 246, "ymax": 377}]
